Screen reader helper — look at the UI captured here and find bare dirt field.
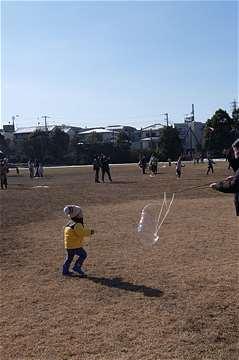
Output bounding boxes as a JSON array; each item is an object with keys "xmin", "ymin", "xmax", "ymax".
[{"xmin": 0, "ymin": 162, "xmax": 238, "ymax": 360}]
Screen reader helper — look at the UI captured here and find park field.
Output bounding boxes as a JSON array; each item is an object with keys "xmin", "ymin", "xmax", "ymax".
[{"xmin": 0, "ymin": 162, "xmax": 238, "ymax": 360}]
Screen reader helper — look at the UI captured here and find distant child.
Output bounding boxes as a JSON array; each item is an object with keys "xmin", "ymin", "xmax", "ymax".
[
  {"xmin": 176, "ymin": 156, "xmax": 184, "ymax": 178},
  {"xmin": 206, "ymin": 158, "xmax": 215, "ymax": 175},
  {"xmin": 62, "ymin": 205, "xmax": 94, "ymax": 276}
]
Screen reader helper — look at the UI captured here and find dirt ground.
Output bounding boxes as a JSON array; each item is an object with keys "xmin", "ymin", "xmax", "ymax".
[{"xmin": 0, "ymin": 161, "xmax": 238, "ymax": 360}]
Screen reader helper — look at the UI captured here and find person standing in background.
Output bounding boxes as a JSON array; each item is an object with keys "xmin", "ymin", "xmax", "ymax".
[
  {"xmin": 28, "ymin": 160, "xmax": 34, "ymax": 178},
  {"xmin": 93, "ymin": 155, "xmax": 101, "ymax": 183},
  {"xmin": 210, "ymin": 139, "xmax": 239, "ymax": 216},
  {"xmin": 0, "ymin": 159, "xmax": 8, "ymax": 189},
  {"xmin": 100, "ymin": 154, "xmax": 112, "ymax": 182}
]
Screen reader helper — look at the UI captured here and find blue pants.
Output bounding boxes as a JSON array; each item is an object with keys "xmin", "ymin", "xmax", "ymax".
[{"xmin": 63, "ymin": 248, "xmax": 87, "ymax": 273}]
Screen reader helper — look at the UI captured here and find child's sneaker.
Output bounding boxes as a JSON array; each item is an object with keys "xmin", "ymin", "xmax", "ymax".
[
  {"xmin": 62, "ymin": 270, "xmax": 74, "ymax": 276},
  {"xmin": 73, "ymin": 266, "xmax": 85, "ymax": 276}
]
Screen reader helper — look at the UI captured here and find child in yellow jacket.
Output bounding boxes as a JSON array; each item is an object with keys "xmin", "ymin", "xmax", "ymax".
[{"xmin": 62, "ymin": 205, "xmax": 94, "ymax": 276}]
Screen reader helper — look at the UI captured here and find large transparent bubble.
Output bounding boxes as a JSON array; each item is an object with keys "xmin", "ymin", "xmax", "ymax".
[{"xmin": 137, "ymin": 193, "xmax": 175, "ymax": 247}]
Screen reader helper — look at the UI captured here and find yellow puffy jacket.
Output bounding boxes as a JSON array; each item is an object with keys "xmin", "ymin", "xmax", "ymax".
[{"xmin": 64, "ymin": 221, "xmax": 92, "ymax": 249}]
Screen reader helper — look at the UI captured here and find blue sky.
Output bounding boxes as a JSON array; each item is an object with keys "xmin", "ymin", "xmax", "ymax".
[{"xmin": 1, "ymin": 1, "xmax": 238, "ymax": 129}]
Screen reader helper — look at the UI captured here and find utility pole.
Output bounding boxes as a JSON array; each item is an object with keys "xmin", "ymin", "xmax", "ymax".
[
  {"xmin": 231, "ymin": 99, "xmax": 237, "ymax": 112},
  {"xmin": 191, "ymin": 104, "xmax": 195, "ymax": 121},
  {"xmin": 160, "ymin": 113, "xmax": 169, "ymax": 127},
  {"xmin": 189, "ymin": 104, "xmax": 194, "ymax": 157},
  {"xmin": 165, "ymin": 113, "xmax": 169, "ymax": 127},
  {"xmin": 150, "ymin": 128, "xmax": 153, "ymax": 151},
  {"xmin": 230, "ymin": 99, "xmax": 238, "ymax": 121},
  {"xmin": 140, "ymin": 127, "xmax": 143, "ymax": 152},
  {"xmin": 42, "ymin": 115, "xmax": 50, "ymax": 131}
]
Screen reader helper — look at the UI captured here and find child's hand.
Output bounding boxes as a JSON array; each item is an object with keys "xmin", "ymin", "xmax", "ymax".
[{"xmin": 91, "ymin": 229, "xmax": 94, "ymax": 235}]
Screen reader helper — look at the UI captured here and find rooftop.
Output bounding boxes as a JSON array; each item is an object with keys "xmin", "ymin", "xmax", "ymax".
[
  {"xmin": 14, "ymin": 125, "xmax": 56, "ymax": 134},
  {"xmin": 141, "ymin": 137, "xmax": 160, "ymax": 141},
  {"xmin": 79, "ymin": 128, "xmax": 114, "ymax": 135},
  {"xmin": 142, "ymin": 123, "xmax": 164, "ymax": 131}
]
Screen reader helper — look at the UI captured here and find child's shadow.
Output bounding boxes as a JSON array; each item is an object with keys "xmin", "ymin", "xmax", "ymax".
[{"xmin": 85, "ymin": 275, "xmax": 163, "ymax": 298}]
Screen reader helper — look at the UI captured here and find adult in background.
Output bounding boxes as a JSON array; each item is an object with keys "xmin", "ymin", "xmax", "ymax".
[
  {"xmin": 38, "ymin": 163, "xmax": 44, "ymax": 177},
  {"xmin": 34, "ymin": 159, "xmax": 40, "ymax": 177},
  {"xmin": 0, "ymin": 159, "xmax": 8, "ymax": 189},
  {"xmin": 227, "ymin": 147, "xmax": 237, "ymax": 171},
  {"xmin": 138, "ymin": 155, "xmax": 147, "ymax": 174},
  {"xmin": 176, "ymin": 155, "xmax": 185, "ymax": 178},
  {"xmin": 100, "ymin": 154, "xmax": 112, "ymax": 182},
  {"xmin": 28, "ymin": 159, "xmax": 34, "ymax": 178},
  {"xmin": 93, "ymin": 155, "xmax": 101, "ymax": 183},
  {"xmin": 149, "ymin": 153, "xmax": 158, "ymax": 176},
  {"xmin": 210, "ymin": 139, "xmax": 239, "ymax": 216}
]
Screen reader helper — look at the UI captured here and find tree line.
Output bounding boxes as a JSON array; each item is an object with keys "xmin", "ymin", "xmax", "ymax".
[
  {"xmin": 204, "ymin": 107, "xmax": 239, "ymax": 157},
  {"xmin": 0, "ymin": 106, "xmax": 238, "ymax": 165}
]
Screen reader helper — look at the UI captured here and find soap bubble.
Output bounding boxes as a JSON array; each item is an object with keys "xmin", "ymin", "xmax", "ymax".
[{"xmin": 137, "ymin": 193, "xmax": 174, "ymax": 247}]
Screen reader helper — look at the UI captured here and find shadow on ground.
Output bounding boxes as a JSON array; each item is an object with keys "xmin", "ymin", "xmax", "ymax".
[
  {"xmin": 105, "ymin": 181, "xmax": 137, "ymax": 185},
  {"xmin": 85, "ymin": 275, "xmax": 163, "ymax": 298}
]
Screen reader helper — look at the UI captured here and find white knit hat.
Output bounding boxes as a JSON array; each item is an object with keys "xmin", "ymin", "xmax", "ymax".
[{"xmin": 63, "ymin": 205, "xmax": 83, "ymax": 219}]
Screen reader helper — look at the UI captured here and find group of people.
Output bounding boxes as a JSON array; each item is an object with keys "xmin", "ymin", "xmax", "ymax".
[
  {"xmin": 138, "ymin": 153, "xmax": 160, "ymax": 176},
  {"xmin": 138, "ymin": 153, "xmax": 185, "ymax": 178},
  {"xmin": 92, "ymin": 154, "xmax": 112, "ymax": 183},
  {"xmin": 28, "ymin": 159, "xmax": 44, "ymax": 178},
  {"xmin": 138, "ymin": 153, "xmax": 219, "ymax": 178}
]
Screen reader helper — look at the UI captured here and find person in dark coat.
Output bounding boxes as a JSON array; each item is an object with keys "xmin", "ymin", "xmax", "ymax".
[
  {"xmin": 210, "ymin": 139, "xmax": 239, "ymax": 216},
  {"xmin": 93, "ymin": 155, "xmax": 101, "ymax": 183},
  {"xmin": 0, "ymin": 159, "xmax": 8, "ymax": 189},
  {"xmin": 100, "ymin": 154, "xmax": 112, "ymax": 182}
]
